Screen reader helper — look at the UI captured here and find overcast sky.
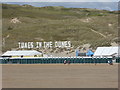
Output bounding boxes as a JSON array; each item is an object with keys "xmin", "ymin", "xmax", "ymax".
[
  {"xmin": 3, "ymin": 2, "xmax": 119, "ymax": 11},
  {"xmin": 1, "ymin": 0, "xmax": 120, "ymax": 2}
]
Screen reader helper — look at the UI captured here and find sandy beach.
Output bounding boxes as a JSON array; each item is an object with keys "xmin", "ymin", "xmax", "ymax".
[{"xmin": 2, "ymin": 64, "xmax": 118, "ymax": 88}]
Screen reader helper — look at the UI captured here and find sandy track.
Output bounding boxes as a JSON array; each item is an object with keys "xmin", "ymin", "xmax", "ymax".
[{"xmin": 2, "ymin": 64, "xmax": 118, "ymax": 88}]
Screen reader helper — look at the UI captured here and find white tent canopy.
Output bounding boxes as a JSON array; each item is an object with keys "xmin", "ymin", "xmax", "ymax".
[
  {"xmin": 2, "ymin": 50, "xmax": 42, "ymax": 56},
  {"xmin": 94, "ymin": 47, "xmax": 119, "ymax": 57}
]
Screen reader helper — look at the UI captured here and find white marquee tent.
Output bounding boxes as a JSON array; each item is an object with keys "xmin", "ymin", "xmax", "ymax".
[
  {"xmin": 2, "ymin": 50, "xmax": 42, "ymax": 57},
  {"xmin": 94, "ymin": 47, "xmax": 119, "ymax": 57}
]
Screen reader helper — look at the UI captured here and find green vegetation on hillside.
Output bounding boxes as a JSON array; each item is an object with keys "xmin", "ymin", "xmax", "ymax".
[{"xmin": 2, "ymin": 4, "xmax": 118, "ymax": 52}]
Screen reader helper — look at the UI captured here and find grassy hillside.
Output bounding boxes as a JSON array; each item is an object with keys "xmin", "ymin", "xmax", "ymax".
[{"xmin": 2, "ymin": 4, "xmax": 118, "ymax": 52}]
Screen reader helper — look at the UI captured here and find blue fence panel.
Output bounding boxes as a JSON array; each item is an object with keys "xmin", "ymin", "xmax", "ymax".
[
  {"xmin": 0, "ymin": 57, "xmax": 118, "ymax": 64},
  {"xmin": 116, "ymin": 57, "xmax": 120, "ymax": 63}
]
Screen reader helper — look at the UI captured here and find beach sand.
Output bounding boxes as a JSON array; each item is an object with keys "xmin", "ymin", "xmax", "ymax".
[{"xmin": 2, "ymin": 64, "xmax": 118, "ymax": 88}]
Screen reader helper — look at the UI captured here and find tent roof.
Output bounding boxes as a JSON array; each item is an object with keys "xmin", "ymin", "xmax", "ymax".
[
  {"xmin": 2, "ymin": 50, "xmax": 42, "ymax": 56},
  {"xmin": 94, "ymin": 47, "xmax": 119, "ymax": 57}
]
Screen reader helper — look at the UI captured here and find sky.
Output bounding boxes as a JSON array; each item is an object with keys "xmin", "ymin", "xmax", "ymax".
[
  {"xmin": 2, "ymin": 0, "xmax": 119, "ymax": 11},
  {"xmin": 1, "ymin": 0, "xmax": 120, "ymax": 2}
]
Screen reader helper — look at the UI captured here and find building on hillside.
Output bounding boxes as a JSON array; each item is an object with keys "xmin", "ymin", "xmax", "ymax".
[
  {"xmin": 2, "ymin": 50, "xmax": 43, "ymax": 58},
  {"xmin": 94, "ymin": 47, "xmax": 119, "ymax": 57}
]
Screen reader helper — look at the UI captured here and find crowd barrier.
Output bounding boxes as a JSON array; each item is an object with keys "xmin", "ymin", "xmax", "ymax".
[{"xmin": 0, "ymin": 57, "xmax": 120, "ymax": 64}]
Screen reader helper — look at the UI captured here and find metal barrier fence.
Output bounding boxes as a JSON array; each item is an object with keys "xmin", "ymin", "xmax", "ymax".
[
  {"xmin": 0, "ymin": 57, "xmax": 119, "ymax": 64},
  {"xmin": 116, "ymin": 57, "xmax": 120, "ymax": 63}
]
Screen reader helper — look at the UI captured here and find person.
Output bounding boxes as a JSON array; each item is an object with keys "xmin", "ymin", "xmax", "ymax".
[{"xmin": 64, "ymin": 60, "xmax": 67, "ymax": 64}]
